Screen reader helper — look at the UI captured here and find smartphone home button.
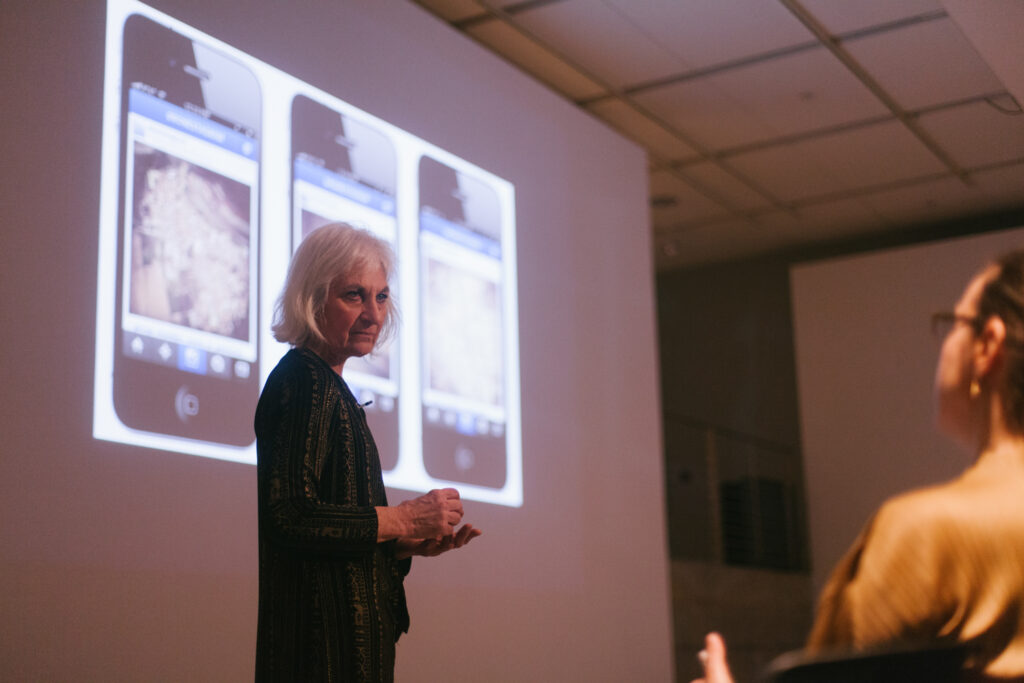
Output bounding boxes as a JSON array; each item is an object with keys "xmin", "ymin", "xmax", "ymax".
[
  {"xmin": 175, "ymin": 385, "xmax": 200, "ymax": 422},
  {"xmin": 454, "ymin": 445, "xmax": 475, "ymax": 471}
]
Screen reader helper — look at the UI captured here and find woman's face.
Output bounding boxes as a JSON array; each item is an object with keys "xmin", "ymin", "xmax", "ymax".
[
  {"xmin": 933, "ymin": 268, "xmax": 992, "ymax": 445},
  {"xmin": 320, "ymin": 262, "xmax": 389, "ymax": 366}
]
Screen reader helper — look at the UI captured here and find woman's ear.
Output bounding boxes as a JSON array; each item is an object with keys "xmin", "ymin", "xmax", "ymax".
[{"xmin": 975, "ymin": 315, "xmax": 1008, "ymax": 380}]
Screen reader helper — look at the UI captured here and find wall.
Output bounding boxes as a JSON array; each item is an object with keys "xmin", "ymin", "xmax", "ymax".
[{"xmin": 658, "ymin": 259, "xmax": 812, "ymax": 681}]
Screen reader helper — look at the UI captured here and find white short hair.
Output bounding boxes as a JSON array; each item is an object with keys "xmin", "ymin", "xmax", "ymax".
[{"xmin": 271, "ymin": 222, "xmax": 397, "ymax": 348}]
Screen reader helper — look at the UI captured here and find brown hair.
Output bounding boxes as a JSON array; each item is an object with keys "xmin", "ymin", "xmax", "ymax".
[{"xmin": 977, "ymin": 249, "xmax": 1024, "ymax": 432}]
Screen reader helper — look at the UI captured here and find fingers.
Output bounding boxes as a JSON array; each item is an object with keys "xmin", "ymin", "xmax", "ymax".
[
  {"xmin": 699, "ymin": 632, "xmax": 733, "ymax": 683},
  {"xmin": 433, "ymin": 488, "xmax": 462, "ymax": 509},
  {"xmin": 407, "ymin": 525, "xmax": 481, "ymax": 557},
  {"xmin": 429, "ymin": 488, "xmax": 464, "ymax": 528},
  {"xmin": 417, "ymin": 536, "xmax": 453, "ymax": 557},
  {"xmin": 453, "ymin": 523, "xmax": 481, "ymax": 547},
  {"xmin": 404, "ymin": 490, "xmax": 479, "ymax": 540},
  {"xmin": 410, "ymin": 489, "xmax": 464, "ymax": 536},
  {"xmin": 416, "ymin": 538, "xmax": 440, "ymax": 557}
]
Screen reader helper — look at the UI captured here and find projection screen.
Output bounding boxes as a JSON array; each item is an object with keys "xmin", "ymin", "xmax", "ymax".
[
  {"xmin": 2, "ymin": 1, "xmax": 672, "ymax": 681},
  {"xmin": 94, "ymin": 0, "xmax": 523, "ymax": 507}
]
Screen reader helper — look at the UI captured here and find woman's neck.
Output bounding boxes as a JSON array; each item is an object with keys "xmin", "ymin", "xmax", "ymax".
[
  {"xmin": 972, "ymin": 394, "xmax": 1024, "ymax": 463},
  {"xmin": 304, "ymin": 343, "xmax": 345, "ymax": 375}
]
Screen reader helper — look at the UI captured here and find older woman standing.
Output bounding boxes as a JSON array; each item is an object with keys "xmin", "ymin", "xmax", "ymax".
[
  {"xmin": 255, "ymin": 223, "xmax": 480, "ymax": 682},
  {"xmin": 695, "ymin": 250, "xmax": 1024, "ymax": 682}
]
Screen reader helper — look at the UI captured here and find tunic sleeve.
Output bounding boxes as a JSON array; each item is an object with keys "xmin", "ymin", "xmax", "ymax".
[{"xmin": 255, "ymin": 350, "xmax": 379, "ymax": 557}]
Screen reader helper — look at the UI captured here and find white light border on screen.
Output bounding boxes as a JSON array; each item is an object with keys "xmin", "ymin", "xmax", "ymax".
[{"xmin": 94, "ymin": 0, "xmax": 523, "ymax": 506}]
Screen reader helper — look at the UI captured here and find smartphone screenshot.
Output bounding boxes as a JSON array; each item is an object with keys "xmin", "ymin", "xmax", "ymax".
[
  {"xmin": 111, "ymin": 13, "xmax": 261, "ymax": 446},
  {"xmin": 418, "ymin": 155, "xmax": 508, "ymax": 489},
  {"xmin": 290, "ymin": 94, "xmax": 400, "ymax": 470}
]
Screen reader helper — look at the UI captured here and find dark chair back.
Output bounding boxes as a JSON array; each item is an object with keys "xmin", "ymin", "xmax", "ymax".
[{"xmin": 764, "ymin": 641, "xmax": 969, "ymax": 683}]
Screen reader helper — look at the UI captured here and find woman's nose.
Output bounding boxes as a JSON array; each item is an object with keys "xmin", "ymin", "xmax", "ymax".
[{"xmin": 362, "ymin": 299, "xmax": 384, "ymax": 323}]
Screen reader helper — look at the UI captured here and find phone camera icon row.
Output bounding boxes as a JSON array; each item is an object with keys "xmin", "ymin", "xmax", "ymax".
[
  {"xmin": 126, "ymin": 333, "xmax": 250, "ymax": 379},
  {"xmin": 424, "ymin": 406, "xmax": 504, "ymax": 437}
]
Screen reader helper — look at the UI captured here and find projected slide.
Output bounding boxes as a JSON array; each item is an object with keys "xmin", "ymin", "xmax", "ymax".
[
  {"xmin": 419, "ymin": 156, "xmax": 510, "ymax": 489},
  {"xmin": 290, "ymin": 94, "xmax": 402, "ymax": 472},
  {"xmin": 94, "ymin": 0, "xmax": 522, "ymax": 506}
]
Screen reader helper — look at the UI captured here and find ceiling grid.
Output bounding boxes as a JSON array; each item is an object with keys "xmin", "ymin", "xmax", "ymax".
[{"xmin": 413, "ymin": 0, "xmax": 1024, "ymax": 268}]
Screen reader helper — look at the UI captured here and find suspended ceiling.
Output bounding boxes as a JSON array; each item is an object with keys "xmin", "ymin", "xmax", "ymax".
[{"xmin": 412, "ymin": 0, "xmax": 1024, "ymax": 270}]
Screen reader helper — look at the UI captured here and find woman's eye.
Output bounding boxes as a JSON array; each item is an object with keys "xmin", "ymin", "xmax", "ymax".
[
  {"xmin": 376, "ymin": 292, "xmax": 389, "ymax": 304},
  {"xmin": 342, "ymin": 291, "xmax": 362, "ymax": 301}
]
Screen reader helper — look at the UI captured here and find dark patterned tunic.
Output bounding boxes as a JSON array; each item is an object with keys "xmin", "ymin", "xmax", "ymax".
[{"xmin": 255, "ymin": 347, "xmax": 410, "ymax": 682}]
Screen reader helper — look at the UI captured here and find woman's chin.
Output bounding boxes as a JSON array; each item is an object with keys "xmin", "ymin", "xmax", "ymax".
[{"xmin": 344, "ymin": 341, "xmax": 377, "ymax": 358}]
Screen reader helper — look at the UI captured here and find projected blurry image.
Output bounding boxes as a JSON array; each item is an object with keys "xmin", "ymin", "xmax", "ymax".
[
  {"xmin": 129, "ymin": 148, "xmax": 251, "ymax": 341},
  {"xmin": 424, "ymin": 259, "xmax": 503, "ymax": 407},
  {"xmin": 419, "ymin": 155, "xmax": 512, "ymax": 490}
]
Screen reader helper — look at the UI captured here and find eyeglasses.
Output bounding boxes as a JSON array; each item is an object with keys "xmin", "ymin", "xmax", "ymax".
[{"xmin": 931, "ymin": 312, "xmax": 981, "ymax": 339}]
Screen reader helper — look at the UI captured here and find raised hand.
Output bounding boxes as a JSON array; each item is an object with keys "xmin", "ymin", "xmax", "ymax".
[{"xmin": 691, "ymin": 632, "xmax": 734, "ymax": 683}]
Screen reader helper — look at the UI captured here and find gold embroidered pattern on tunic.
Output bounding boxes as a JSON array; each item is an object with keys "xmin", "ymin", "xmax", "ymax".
[{"xmin": 255, "ymin": 348, "xmax": 410, "ymax": 682}]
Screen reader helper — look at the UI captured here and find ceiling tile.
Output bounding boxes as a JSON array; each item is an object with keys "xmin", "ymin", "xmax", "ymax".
[
  {"xmin": 858, "ymin": 176, "xmax": 986, "ymax": 227},
  {"xmin": 681, "ymin": 161, "xmax": 781, "ymax": 211},
  {"xmin": 630, "ymin": 76, "xmax": 773, "ymax": 151},
  {"xmin": 710, "ymin": 49, "xmax": 891, "ymax": 144},
  {"xmin": 656, "ymin": 195, "xmax": 883, "ymax": 267},
  {"xmin": 632, "ymin": 47, "xmax": 889, "ymax": 151},
  {"xmin": 844, "ymin": 17, "xmax": 1007, "ymax": 111},
  {"xmin": 648, "ymin": 168, "xmax": 690, "ymax": 198},
  {"xmin": 755, "ymin": 197, "xmax": 886, "ymax": 241},
  {"xmin": 649, "ymin": 169, "xmax": 735, "ymax": 229},
  {"xmin": 917, "ymin": 100, "xmax": 1024, "ymax": 169},
  {"xmin": 604, "ymin": 0, "xmax": 815, "ymax": 70},
  {"xmin": 413, "ymin": 0, "xmax": 487, "ymax": 23},
  {"xmin": 970, "ymin": 163, "xmax": 1024, "ymax": 209},
  {"xmin": 587, "ymin": 99, "xmax": 699, "ymax": 160},
  {"xmin": 509, "ymin": 0, "xmax": 690, "ymax": 88},
  {"xmin": 727, "ymin": 120, "xmax": 948, "ymax": 201},
  {"xmin": 798, "ymin": 0, "xmax": 943, "ymax": 35},
  {"xmin": 466, "ymin": 20, "xmax": 609, "ymax": 101}
]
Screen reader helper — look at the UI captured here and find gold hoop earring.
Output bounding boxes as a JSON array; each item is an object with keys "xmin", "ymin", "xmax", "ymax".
[{"xmin": 970, "ymin": 379, "xmax": 981, "ymax": 398}]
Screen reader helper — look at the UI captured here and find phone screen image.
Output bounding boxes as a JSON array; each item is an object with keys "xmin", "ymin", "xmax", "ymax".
[
  {"xmin": 110, "ymin": 13, "xmax": 261, "ymax": 447},
  {"xmin": 291, "ymin": 94, "xmax": 400, "ymax": 470},
  {"xmin": 418, "ymin": 155, "xmax": 509, "ymax": 489},
  {"xmin": 95, "ymin": 2, "xmax": 520, "ymax": 501}
]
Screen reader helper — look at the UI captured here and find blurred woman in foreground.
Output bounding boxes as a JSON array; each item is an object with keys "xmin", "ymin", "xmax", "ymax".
[{"xmin": 696, "ymin": 250, "xmax": 1024, "ymax": 682}]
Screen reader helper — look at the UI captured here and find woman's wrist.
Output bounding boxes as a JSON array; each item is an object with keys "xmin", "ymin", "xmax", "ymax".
[{"xmin": 375, "ymin": 505, "xmax": 409, "ymax": 541}]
